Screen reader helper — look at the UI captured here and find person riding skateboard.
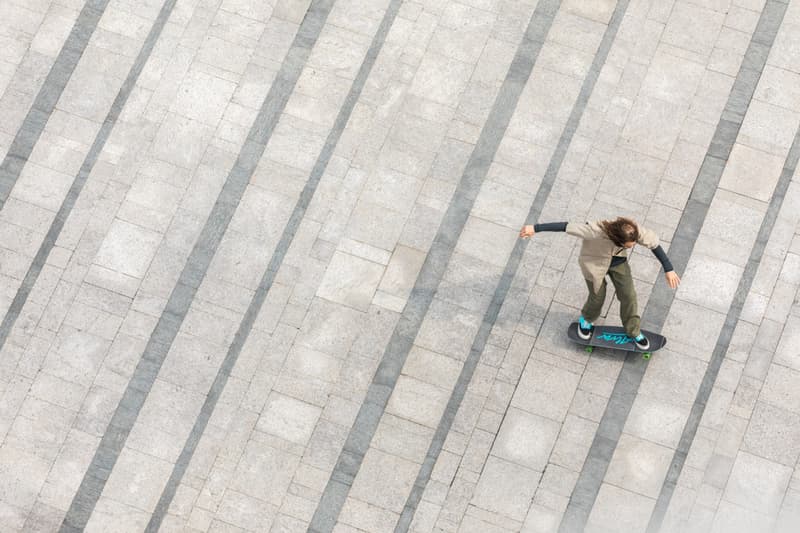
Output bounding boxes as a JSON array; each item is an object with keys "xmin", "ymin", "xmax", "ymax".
[{"xmin": 519, "ymin": 217, "xmax": 680, "ymax": 350}]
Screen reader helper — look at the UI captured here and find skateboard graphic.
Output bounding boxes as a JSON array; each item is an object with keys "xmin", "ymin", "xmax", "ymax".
[{"xmin": 567, "ymin": 322, "xmax": 666, "ymax": 359}]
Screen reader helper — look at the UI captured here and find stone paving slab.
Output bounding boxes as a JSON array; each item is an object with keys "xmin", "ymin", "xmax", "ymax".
[{"xmin": 3, "ymin": 0, "xmax": 800, "ymax": 532}]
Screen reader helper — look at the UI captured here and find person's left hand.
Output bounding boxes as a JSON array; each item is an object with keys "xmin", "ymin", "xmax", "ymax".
[{"xmin": 665, "ymin": 271, "xmax": 680, "ymax": 289}]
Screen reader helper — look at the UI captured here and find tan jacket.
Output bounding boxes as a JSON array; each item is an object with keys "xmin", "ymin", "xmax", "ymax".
[{"xmin": 566, "ymin": 221, "xmax": 660, "ymax": 294}]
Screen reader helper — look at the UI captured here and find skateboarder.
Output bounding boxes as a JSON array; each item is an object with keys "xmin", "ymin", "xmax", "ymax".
[{"xmin": 519, "ymin": 217, "xmax": 680, "ymax": 350}]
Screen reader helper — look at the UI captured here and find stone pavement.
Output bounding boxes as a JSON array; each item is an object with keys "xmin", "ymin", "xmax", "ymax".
[{"xmin": 1, "ymin": 0, "xmax": 800, "ymax": 532}]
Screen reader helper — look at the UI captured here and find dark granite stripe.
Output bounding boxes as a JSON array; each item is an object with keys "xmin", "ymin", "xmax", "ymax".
[
  {"xmin": 308, "ymin": 1, "xmax": 562, "ymax": 531},
  {"xmin": 0, "ymin": 0, "xmax": 111, "ymax": 210},
  {"xmin": 144, "ymin": 0, "xmax": 404, "ymax": 530},
  {"xmin": 58, "ymin": 1, "xmax": 337, "ymax": 531},
  {"xmin": 394, "ymin": 1, "xmax": 631, "ymax": 531},
  {"xmin": 0, "ymin": 0, "xmax": 178, "ymax": 357},
  {"xmin": 647, "ymin": 63, "xmax": 800, "ymax": 533},
  {"xmin": 559, "ymin": 2, "xmax": 788, "ymax": 532}
]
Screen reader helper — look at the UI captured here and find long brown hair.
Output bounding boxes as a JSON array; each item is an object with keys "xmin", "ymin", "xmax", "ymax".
[{"xmin": 600, "ymin": 217, "xmax": 639, "ymax": 247}]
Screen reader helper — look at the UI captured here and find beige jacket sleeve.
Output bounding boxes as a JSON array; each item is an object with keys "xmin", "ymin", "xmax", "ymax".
[
  {"xmin": 636, "ymin": 225, "xmax": 660, "ymax": 249},
  {"xmin": 565, "ymin": 222, "xmax": 601, "ymax": 240}
]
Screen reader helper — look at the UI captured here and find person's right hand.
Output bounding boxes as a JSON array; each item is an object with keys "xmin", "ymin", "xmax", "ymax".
[{"xmin": 519, "ymin": 225, "xmax": 535, "ymax": 239}]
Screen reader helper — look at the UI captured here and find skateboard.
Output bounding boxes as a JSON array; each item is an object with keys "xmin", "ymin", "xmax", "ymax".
[{"xmin": 567, "ymin": 322, "xmax": 666, "ymax": 359}]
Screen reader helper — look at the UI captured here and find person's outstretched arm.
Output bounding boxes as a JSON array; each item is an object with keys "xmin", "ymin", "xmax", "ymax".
[
  {"xmin": 637, "ymin": 226, "xmax": 681, "ymax": 289},
  {"xmin": 651, "ymin": 246, "xmax": 680, "ymax": 288},
  {"xmin": 519, "ymin": 222, "xmax": 568, "ymax": 238}
]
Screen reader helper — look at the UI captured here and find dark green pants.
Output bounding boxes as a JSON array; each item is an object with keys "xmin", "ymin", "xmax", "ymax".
[{"xmin": 582, "ymin": 261, "xmax": 641, "ymax": 337}]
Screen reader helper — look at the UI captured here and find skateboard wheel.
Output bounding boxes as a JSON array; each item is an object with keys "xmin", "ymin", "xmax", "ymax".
[
  {"xmin": 642, "ymin": 352, "xmax": 651, "ymax": 360},
  {"xmin": 585, "ymin": 346, "xmax": 593, "ymax": 353}
]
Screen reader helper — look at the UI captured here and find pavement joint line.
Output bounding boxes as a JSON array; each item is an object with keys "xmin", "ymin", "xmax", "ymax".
[
  {"xmin": 144, "ymin": 0, "xmax": 404, "ymax": 530},
  {"xmin": 558, "ymin": 2, "xmax": 789, "ymax": 532},
  {"xmin": 58, "ymin": 0, "xmax": 337, "ymax": 530},
  {"xmin": 0, "ymin": 0, "xmax": 111, "ymax": 211},
  {"xmin": 392, "ymin": 0, "xmax": 631, "ymax": 531},
  {"xmin": 0, "ymin": 0, "xmax": 179, "ymax": 359},
  {"xmin": 646, "ymin": 46, "xmax": 800, "ymax": 533},
  {"xmin": 308, "ymin": 1, "xmax": 562, "ymax": 531}
]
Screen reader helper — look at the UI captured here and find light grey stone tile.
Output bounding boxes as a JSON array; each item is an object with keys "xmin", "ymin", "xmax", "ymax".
[
  {"xmin": 386, "ymin": 374, "xmax": 450, "ymax": 428},
  {"xmin": 472, "ymin": 179, "xmax": 534, "ymax": 230},
  {"xmin": 196, "ymin": 35, "xmax": 253, "ymax": 75},
  {"xmin": 345, "ymin": 199, "xmax": 407, "ymax": 251},
  {"xmin": 549, "ymin": 10, "xmax": 605, "ymax": 53},
  {"xmin": 774, "ymin": 315, "xmax": 800, "ymax": 371},
  {"xmin": 282, "ymin": 342, "xmax": 343, "ymax": 387},
  {"xmin": 625, "ymin": 394, "xmax": 688, "ymax": 449},
  {"xmin": 428, "ymin": 3, "xmax": 494, "ymax": 64},
  {"xmin": 639, "ymin": 51, "xmax": 706, "ymax": 105},
  {"xmin": 548, "ymin": 414, "xmax": 597, "ymax": 472},
  {"xmin": 720, "ymin": 143, "xmax": 787, "ymax": 202},
  {"xmin": 600, "ymin": 147, "xmax": 667, "ymax": 209},
  {"xmin": 228, "ymin": 184, "xmax": 295, "ymax": 243},
  {"xmin": 437, "ymin": 251, "xmax": 501, "ymax": 313},
  {"xmin": 171, "ymin": 69, "xmax": 237, "ymax": 125},
  {"xmin": 492, "ymin": 407, "xmax": 560, "ymax": 472},
  {"xmin": 662, "ymin": 2, "xmax": 724, "ymax": 57},
  {"xmin": 29, "ymin": 371, "xmax": 85, "ymax": 411},
  {"xmin": 605, "ymin": 433, "xmax": 674, "ymax": 498},
  {"xmin": 390, "ymin": 111, "xmax": 449, "ymax": 155},
  {"xmin": 723, "ymin": 451, "xmax": 792, "ymax": 516},
  {"xmin": 339, "ymin": 497, "xmax": 399, "ymax": 533},
  {"xmin": 769, "ymin": 20, "xmax": 800, "ymax": 73},
  {"xmin": 84, "ymin": 497, "xmax": 151, "ymax": 532},
  {"xmin": 774, "ymin": 490, "xmax": 800, "ymax": 533},
  {"xmin": 23, "ymin": 501, "xmax": 66, "ymax": 532},
  {"xmin": 360, "ymin": 167, "xmax": 424, "ymax": 214},
  {"xmin": 761, "ymin": 364, "xmax": 800, "ymax": 414},
  {"xmin": 100, "ymin": 446, "xmax": 174, "ymax": 514},
  {"xmin": 568, "ymin": 389, "xmax": 608, "ymax": 423},
  {"xmin": 11, "ymin": 161, "xmax": 73, "ymax": 212},
  {"xmin": 472, "ymin": 455, "xmax": 540, "ymax": 522},
  {"xmin": 676, "ymin": 254, "xmax": 744, "ymax": 314},
  {"xmin": 511, "ymin": 358, "xmax": 581, "ymax": 422},
  {"xmin": 256, "ymin": 392, "xmax": 321, "ymax": 446},
  {"xmin": 585, "ymin": 483, "xmax": 655, "ymax": 533},
  {"xmin": 639, "ymin": 349, "xmax": 707, "ymax": 406},
  {"xmin": 415, "ymin": 298, "xmax": 482, "ymax": 361},
  {"xmin": 739, "ymin": 99, "xmax": 800, "ymax": 156},
  {"xmin": 754, "ymin": 66, "xmax": 800, "ymax": 112},
  {"xmin": 294, "ymin": 297, "xmax": 361, "ymax": 357},
  {"xmin": 348, "ymin": 447, "xmax": 419, "ymax": 513},
  {"xmin": 59, "ymin": 64, "xmax": 124, "ymax": 123},
  {"xmin": 619, "ymin": 97, "xmax": 685, "ymax": 160},
  {"xmin": 231, "ymin": 440, "xmax": 301, "ymax": 506},
  {"xmin": 521, "ymin": 503, "xmax": 560, "ymax": 533},
  {"xmin": 378, "ymin": 244, "xmax": 425, "ymax": 301},
  {"xmin": 127, "ymin": 383, "xmax": 203, "ymax": 460},
  {"xmin": 317, "ymin": 251, "xmax": 384, "ymax": 311},
  {"xmin": 7, "ymin": 395, "xmax": 74, "ymax": 457},
  {"xmin": 215, "ymin": 489, "xmax": 276, "ymax": 531},
  {"xmin": 0, "ymin": 438, "xmax": 51, "ymax": 509},
  {"xmin": 409, "ymin": 52, "xmax": 474, "ymax": 106},
  {"xmin": 662, "ymin": 299, "xmax": 727, "ymax": 357},
  {"xmin": 743, "ymin": 401, "xmax": 800, "ymax": 466},
  {"xmin": 307, "ymin": 24, "xmax": 372, "ymax": 80},
  {"xmin": 403, "ymin": 345, "xmax": 462, "ymax": 391},
  {"xmin": 151, "ymin": 113, "xmax": 215, "ymax": 170},
  {"xmin": 372, "ymin": 412, "xmax": 434, "ymax": 464},
  {"xmin": 223, "ymin": 0, "xmax": 276, "ymax": 21},
  {"xmin": 42, "ymin": 327, "xmax": 111, "ymax": 388},
  {"xmin": 203, "ymin": 231, "xmax": 272, "ymax": 291},
  {"xmin": 455, "ymin": 216, "xmax": 518, "ymax": 269},
  {"xmin": 265, "ymin": 116, "xmax": 328, "ymax": 172}
]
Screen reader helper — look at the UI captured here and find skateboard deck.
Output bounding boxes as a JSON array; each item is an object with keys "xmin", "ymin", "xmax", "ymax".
[{"xmin": 567, "ymin": 322, "xmax": 666, "ymax": 359}]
